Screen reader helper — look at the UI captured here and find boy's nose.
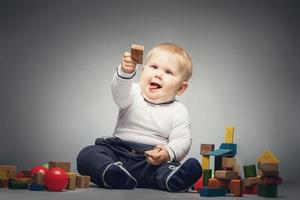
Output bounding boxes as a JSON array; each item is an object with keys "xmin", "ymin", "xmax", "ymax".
[{"xmin": 154, "ymin": 70, "xmax": 163, "ymax": 79}]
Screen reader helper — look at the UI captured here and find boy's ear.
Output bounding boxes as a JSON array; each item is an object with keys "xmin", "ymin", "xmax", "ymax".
[{"xmin": 176, "ymin": 81, "xmax": 188, "ymax": 96}]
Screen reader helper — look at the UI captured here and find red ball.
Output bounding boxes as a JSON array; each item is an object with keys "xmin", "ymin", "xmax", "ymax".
[
  {"xmin": 44, "ymin": 167, "xmax": 68, "ymax": 191},
  {"xmin": 30, "ymin": 165, "xmax": 49, "ymax": 176}
]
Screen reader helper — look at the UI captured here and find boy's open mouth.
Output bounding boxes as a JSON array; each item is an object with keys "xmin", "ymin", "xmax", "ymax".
[{"xmin": 149, "ymin": 82, "xmax": 162, "ymax": 89}]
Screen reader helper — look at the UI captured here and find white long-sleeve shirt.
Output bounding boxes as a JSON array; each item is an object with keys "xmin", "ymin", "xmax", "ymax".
[{"xmin": 111, "ymin": 66, "xmax": 192, "ymax": 162}]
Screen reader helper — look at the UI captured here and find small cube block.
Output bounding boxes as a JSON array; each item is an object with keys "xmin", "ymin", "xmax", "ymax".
[
  {"xmin": 243, "ymin": 165, "xmax": 257, "ymax": 178},
  {"xmin": 32, "ymin": 172, "xmax": 44, "ymax": 184},
  {"xmin": 203, "ymin": 169, "xmax": 212, "ymax": 186},
  {"xmin": 243, "ymin": 177, "xmax": 259, "ymax": 187},
  {"xmin": 230, "ymin": 179, "xmax": 243, "ymax": 197},
  {"xmin": 208, "ymin": 178, "xmax": 229, "ymax": 188},
  {"xmin": 200, "ymin": 144, "xmax": 215, "ymax": 155},
  {"xmin": 258, "ymin": 184, "xmax": 277, "ymax": 197},
  {"xmin": 49, "ymin": 161, "xmax": 71, "ymax": 172},
  {"xmin": 222, "ymin": 157, "xmax": 236, "ymax": 170}
]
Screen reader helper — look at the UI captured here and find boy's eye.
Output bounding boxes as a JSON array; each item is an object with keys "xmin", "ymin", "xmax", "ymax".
[
  {"xmin": 165, "ymin": 70, "xmax": 173, "ymax": 75},
  {"xmin": 150, "ymin": 65, "xmax": 158, "ymax": 69}
]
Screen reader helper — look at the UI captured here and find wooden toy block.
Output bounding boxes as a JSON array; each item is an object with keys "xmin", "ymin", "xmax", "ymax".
[
  {"xmin": 215, "ymin": 170, "xmax": 239, "ymax": 180},
  {"xmin": 0, "ymin": 169, "xmax": 8, "ymax": 179},
  {"xmin": 209, "ymin": 149, "xmax": 232, "ymax": 156},
  {"xmin": 32, "ymin": 172, "xmax": 45, "ymax": 184},
  {"xmin": 225, "ymin": 126, "xmax": 234, "ymax": 143},
  {"xmin": 0, "ymin": 165, "xmax": 17, "ymax": 172},
  {"xmin": 219, "ymin": 143, "xmax": 237, "ymax": 157},
  {"xmin": 208, "ymin": 178, "xmax": 229, "ymax": 188},
  {"xmin": 233, "ymin": 164, "xmax": 241, "ymax": 177},
  {"xmin": 243, "ymin": 177, "xmax": 259, "ymax": 187},
  {"xmin": 8, "ymin": 179, "xmax": 28, "ymax": 189},
  {"xmin": 193, "ymin": 176, "xmax": 203, "ymax": 191},
  {"xmin": 256, "ymin": 150, "xmax": 279, "ymax": 164},
  {"xmin": 12, "ymin": 177, "xmax": 33, "ymax": 184},
  {"xmin": 258, "ymin": 184, "xmax": 277, "ymax": 197},
  {"xmin": 0, "ymin": 178, "xmax": 9, "ymax": 188},
  {"xmin": 8, "ymin": 171, "xmax": 16, "ymax": 179},
  {"xmin": 49, "ymin": 161, "xmax": 71, "ymax": 172},
  {"xmin": 258, "ymin": 169, "xmax": 279, "ymax": 177},
  {"xmin": 131, "ymin": 44, "xmax": 144, "ymax": 64},
  {"xmin": 214, "ymin": 156, "xmax": 223, "ymax": 171},
  {"xmin": 259, "ymin": 176, "xmax": 282, "ymax": 185},
  {"xmin": 66, "ymin": 175, "xmax": 76, "ymax": 190},
  {"xmin": 17, "ymin": 170, "xmax": 31, "ymax": 178},
  {"xmin": 200, "ymin": 144, "xmax": 215, "ymax": 155},
  {"xmin": 199, "ymin": 187, "xmax": 227, "ymax": 197},
  {"xmin": 76, "ymin": 175, "xmax": 90, "ymax": 188},
  {"xmin": 222, "ymin": 157, "xmax": 236, "ymax": 170},
  {"xmin": 243, "ymin": 184, "xmax": 258, "ymax": 194},
  {"xmin": 203, "ymin": 169, "xmax": 212, "ymax": 186},
  {"xmin": 243, "ymin": 164, "xmax": 257, "ymax": 178},
  {"xmin": 258, "ymin": 163, "xmax": 279, "ymax": 172},
  {"xmin": 29, "ymin": 183, "xmax": 45, "ymax": 191},
  {"xmin": 230, "ymin": 179, "xmax": 243, "ymax": 197},
  {"xmin": 201, "ymin": 155, "xmax": 210, "ymax": 169}
]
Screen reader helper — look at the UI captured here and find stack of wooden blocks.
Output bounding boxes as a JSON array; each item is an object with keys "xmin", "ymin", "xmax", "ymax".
[
  {"xmin": 0, "ymin": 161, "xmax": 90, "ymax": 191},
  {"xmin": 199, "ymin": 126, "xmax": 243, "ymax": 197}
]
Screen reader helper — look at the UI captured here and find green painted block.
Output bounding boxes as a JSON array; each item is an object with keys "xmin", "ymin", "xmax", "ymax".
[
  {"xmin": 8, "ymin": 180, "xmax": 28, "ymax": 189},
  {"xmin": 258, "ymin": 184, "xmax": 277, "ymax": 197},
  {"xmin": 199, "ymin": 187, "xmax": 227, "ymax": 197},
  {"xmin": 203, "ymin": 169, "xmax": 212, "ymax": 186},
  {"xmin": 243, "ymin": 164, "xmax": 257, "ymax": 178}
]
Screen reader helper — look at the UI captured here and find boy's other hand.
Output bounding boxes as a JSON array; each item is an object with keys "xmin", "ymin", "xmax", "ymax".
[
  {"xmin": 144, "ymin": 144, "xmax": 170, "ymax": 165},
  {"xmin": 121, "ymin": 52, "xmax": 137, "ymax": 74}
]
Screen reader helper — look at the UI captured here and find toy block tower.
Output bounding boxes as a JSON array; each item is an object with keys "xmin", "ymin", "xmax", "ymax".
[
  {"xmin": 0, "ymin": 165, "xmax": 17, "ymax": 188},
  {"xmin": 256, "ymin": 150, "xmax": 281, "ymax": 197},
  {"xmin": 199, "ymin": 126, "xmax": 243, "ymax": 197}
]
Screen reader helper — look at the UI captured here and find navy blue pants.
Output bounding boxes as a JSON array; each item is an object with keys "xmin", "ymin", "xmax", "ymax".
[{"xmin": 77, "ymin": 137, "xmax": 181, "ymax": 190}]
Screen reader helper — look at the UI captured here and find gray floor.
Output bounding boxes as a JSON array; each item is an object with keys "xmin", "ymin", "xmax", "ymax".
[{"xmin": 0, "ymin": 184, "xmax": 298, "ymax": 200}]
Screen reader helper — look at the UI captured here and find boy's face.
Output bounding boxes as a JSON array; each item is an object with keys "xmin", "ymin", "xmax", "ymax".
[{"xmin": 139, "ymin": 49, "xmax": 188, "ymax": 104}]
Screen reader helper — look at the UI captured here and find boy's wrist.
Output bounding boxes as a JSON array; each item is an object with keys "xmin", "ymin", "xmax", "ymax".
[
  {"xmin": 165, "ymin": 146, "xmax": 176, "ymax": 162},
  {"xmin": 117, "ymin": 65, "xmax": 136, "ymax": 79}
]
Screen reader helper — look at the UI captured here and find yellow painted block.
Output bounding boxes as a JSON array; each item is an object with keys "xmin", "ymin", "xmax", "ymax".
[
  {"xmin": 0, "ymin": 169, "xmax": 8, "ymax": 179},
  {"xmin": 202, "ymin": 155, "xmax": 210, "ymax": 169},
  {"xmin": 256, "ymin": 150, "xmax": 280, "ymax": 164},
  {"xmin": 67, "ymin": 172, "xmax": 77, "ymax": 178},
  {"xmin": 225, "ymin": 126, "xmax": 234, "ymax": 143}
]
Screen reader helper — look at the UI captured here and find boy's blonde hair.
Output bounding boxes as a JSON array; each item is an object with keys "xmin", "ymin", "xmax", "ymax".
[{"xmin": 145, "ymin": 43, "xmax": 193, "ymax": 81}]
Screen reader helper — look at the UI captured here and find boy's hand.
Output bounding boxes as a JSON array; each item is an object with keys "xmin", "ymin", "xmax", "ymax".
[
  {"xmin": 121, "ymin": 52, "xmax": 137, "ymax": 74},
  {"xmin": 144, "ymin": 144, "xmax": 170, "ymax": 165}
]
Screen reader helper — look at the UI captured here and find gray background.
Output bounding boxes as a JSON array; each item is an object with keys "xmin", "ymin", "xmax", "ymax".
[{"xmin": 1, "ymin": 0, "xmax": 299, "ymax": 186}]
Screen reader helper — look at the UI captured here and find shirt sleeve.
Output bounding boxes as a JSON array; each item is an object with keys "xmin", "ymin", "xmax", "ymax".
[
  {"xmin": 165, "ymin": 103, "xmax": 192, "ymax": 162},
  {"xmin": 111, "ymin": 65, "xmax": 136, "ymax": 109}
]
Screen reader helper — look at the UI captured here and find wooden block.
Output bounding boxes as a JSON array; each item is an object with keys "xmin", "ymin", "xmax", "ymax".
[
  {"xmin": 259, "ymin": 176, "xmax": 282, "ymax": 185},
  {"xmin": 230, "ymin": 179, "xmax": 243, "ymax": 197},
  {"xmin": 219, "ymin": 143, "xmax": 237, "ymax": 157},
  {"xmin": 208, "ymin": 178, "xmax": 229, "ymax": 188},
  {"xmin": 29, "ymin": 183, "xmax": 45, "ymax": 191},
  {"xmin": 243, "ymin": 165, "xmax": 257, "ymax": 178},
  {"xmin": 201, "ymin": 155, "xmax": 210, "ymax": 169},
  {"xmin": 214, "ymin": 156, "xmax": 223, "ymax": 171},
  {"xmin": 258, "ymin": 169, "xmax": 279, "ymax": 177},
  {"xmin": 131, "ymin": 44, "xmax": 144, "ymax": 64},
  {"xmin": 199, "ymin": 187, "xmax": 227, "ymax": 197},
  {"xmin": 67, "ymin": 172, "xmax": 77, "ymax": 178},
  {"xmin": 0, "ymin": 169, "xmax": 8, "ymax": 179},
  {"xmin": 66, "ymin": 176, "xmax": 76, "ymax": 190},
  {"xmin": 258, "ymin": 184, "xmax": 277, "ymax": 197},
  {"xmin": 76, "ymin": 175, "xmax": 90, "ymax": 188},
  {"xmin": 200, "ymin": 144, "xmax": 215, "ymax": 155},
  {"xmin": 258, "ymin": 163, "xmax": 279, "ymax": 172},
  {"xmin": 203, "ymin": 169, "xmax": 212, "ymax": 186},
  {"xmin": 222, "ymin": 158, "xmax": 236, "ymax": 170},
  {"xmin": 256, "ymin": 150, "xmax": 279, "ymax": 164},
  {"xmin": 243, "ymin": 184, "xmax": 258, "ymax": 194},
  {"xmin": 49, "ymin": 161, "xmax": 71, "ymax": 172},
  {"xmin": 225, "ymin": 126, "xmax": 234, "ymax": 143},
  {"xmin": 243, "ymin": 177, "xmax": 259, "ymax": 187},
  {"xmin": 0, "ymin": 165, "xmax": 17, "ymax": 172},
  {"xmin": 215, "ymin": 170, "xmax": 239, "ymax": 180},
  {"xmin": 0, "ymin": 178, "xmax": 9, "ymax": 188},
  {"xmin": 12, "ymin": 177, "xmax": 33, "ymax": 184},
  {"xmin": 32, "ymin": 172, "xmax": 44, "ymax": 184},
  {"xmin": 7, "ymin": 171, "xmax": 16, "ymax": 179},
  {"xmin": 8, "ymin": 179, "xmax": 28, "ymax": 189},
  {"xmin": 233, "ymin": 164, "xmax": 241, "ymax": 177}
]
